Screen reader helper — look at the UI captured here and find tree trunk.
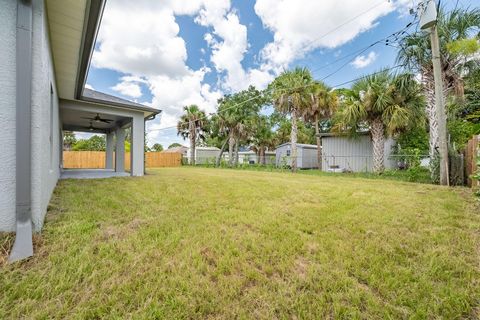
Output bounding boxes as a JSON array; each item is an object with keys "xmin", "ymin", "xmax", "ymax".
[
  {"xmin": 260, "ymin": 147, "xmax": 266, "ymax": 165},
  {"xmin": 422, "ymin": 72, "xmax": 439, "ymax": 160},
  {"xmin": 314, "ymin": 114, "xmax": 322, "ymax": 170},
  {"xmin": 234, "ymin": 141, "xmax": 239, "ymax": 166},
  {"xmin": 189, "ymin": 122, "xmax": 195, "ymax": 165},
  {"xmin": 216, "ymin": 138, "xmax": 228, "ymax": 167},
  {"xmin": 371, "ymin": 118, "xmax": 385, "ymax": 173},
  {"xmin": 190, "ymin": 136, "xmax": 195, "ymax": 166},
  {"xmin": 228, "ymin": 133, "xmax": 235, "ymax": 167},
  {"xmin": 291, "ymin": 109, "xmax": 298, "ymax": 172}
]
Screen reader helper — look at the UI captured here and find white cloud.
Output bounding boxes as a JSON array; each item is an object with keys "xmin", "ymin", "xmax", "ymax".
[
  {"xmin": 111, "ymin": 80, "xmax": 142, "ymax": 98},
  {"xmin": 85, "ymin": 83, "xmax": 94, "ymax": 90},
  {"xmin": 196, "ymin": 1, "xmax": 273, "ymax": 91},
  {"xmin": 351, "ymin": 51, "xmax": 378, "ymax": 69},
  {"xmin": 92, "ymin": 0, "xmax": 225, "ymax": 147},
  {"xmin": 254, "ymin": 0, "xmax": 409, "ymax": 72},
  {"xmin": 91, "ymin": 0, "xmax": 410, "ymax": 147}
]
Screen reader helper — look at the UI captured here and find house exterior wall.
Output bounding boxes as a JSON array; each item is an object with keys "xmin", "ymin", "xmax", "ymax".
[
  {"xmin": 0, "ymin": 0, "xmax": 61, "ymax": 231},
  {"xmin": 321, "ymin": 135, "xmax": 396, "ymax": 172},
  {"xmin": 30, "ymin": 0, "xmax": 61, "ymax": 231},
  {"xmin": 0, "ymin": 0, "xmax": 18, "ymax": 231}
]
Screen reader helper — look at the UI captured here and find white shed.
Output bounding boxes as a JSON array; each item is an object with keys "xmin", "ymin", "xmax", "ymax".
[
  {"xmin": 320, "ymin": 133, "xmax": 396, "ymax": 172},
  {"xmin": 238, "ymin": 150, "xmax": 276, "ymax": 165},
  {"xmin": 186, "ymin": 147, "xmax": 220, "ymax": 164},
  {"xmin": 275, "ymin": 143, "xmax": 319, "ymax": 169}
]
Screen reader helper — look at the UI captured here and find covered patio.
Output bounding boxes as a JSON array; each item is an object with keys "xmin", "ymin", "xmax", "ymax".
[
  {"xmin": 60, "ymin": 169, "xmax": 129, "ymax": 179},
  {"xmin": 60, "ymin": 89, "xmax": 160, "ymax": 178}
]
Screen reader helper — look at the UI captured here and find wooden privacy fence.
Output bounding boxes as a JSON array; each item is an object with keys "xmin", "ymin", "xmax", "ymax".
[
  {"xmin": 63, "ymin": 151, "xmax": 182, "ymax": 169},
  {"xmin": 465, "ymin": 135, "xmax": 479, "ymax": 188}
]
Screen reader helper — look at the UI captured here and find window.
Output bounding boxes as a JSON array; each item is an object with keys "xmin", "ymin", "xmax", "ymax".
[{"xmin": 286, "ymin": 149, "xmax": 291, "ymax": 156}]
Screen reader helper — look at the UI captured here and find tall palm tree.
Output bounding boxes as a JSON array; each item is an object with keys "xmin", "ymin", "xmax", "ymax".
[
  {"xmin": 269, "ymin": 67, "xmax": 313, "ymax": 172},
  {"xmin": 177, "ymin": 105, "xmax": 208, "ymax": 165},
  {"xmin": 303, "ymin": 81, "xmax": 338, "ymax": 169},
  {"xmin": 397, "ymin": 7, "xmax": 480, "ymax": 159},
  {"xmin": 335, "ymin": 71, "xmax": 424, "ymax": 173}
]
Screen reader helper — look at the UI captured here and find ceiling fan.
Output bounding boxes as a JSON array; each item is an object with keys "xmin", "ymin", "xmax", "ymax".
[
  {"xmin": 88, "ymin": 121, "xmax": 96, "ymax": 131},
  {"xmin": 81, "ymin": 113, "xmax": 113, "ymax": 123}
]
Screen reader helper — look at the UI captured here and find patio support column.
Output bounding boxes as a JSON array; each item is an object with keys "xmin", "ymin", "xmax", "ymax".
[
  {"xmin": 115, "ymin": 128, "xmax": 125, "ymax": 172},
  {"xmin": 105, "ymin": 132, "xmax": 114, "ymax": 169},
  {"xmin": 131, "ymin": 114, "xmax": 145, "ymax": 176}
]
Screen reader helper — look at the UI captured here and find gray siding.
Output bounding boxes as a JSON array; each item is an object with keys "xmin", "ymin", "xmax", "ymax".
[
  {"xmin": 0, "ymin": 0, "xmax": 17, "ymax": 230},
  {"xmin": 321, "ymin": 135, "xmax": 396, "ymax": 172},
  {"xmin": 300, "ymin": 147, "xmax": 318, "ymax": 169},
  {"xmin": 187, "ymin": 148, "xmax": 220, "ymax": 164},
  {"xmin": 275, "ymin": 144, "xmax": 319, "ymax": 169},
  {"xmin": 0, "ymin": 0, "xmax": 61, "ymax": 231}
]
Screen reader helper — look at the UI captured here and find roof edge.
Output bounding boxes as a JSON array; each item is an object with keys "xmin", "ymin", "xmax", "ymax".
[
  {"xmin": 78, "ymin": 92, "xmax": 161, "ymax": 117},
  {"xmin": 75, "ymin": 0, "xmax": 106, "ymax": 100}
]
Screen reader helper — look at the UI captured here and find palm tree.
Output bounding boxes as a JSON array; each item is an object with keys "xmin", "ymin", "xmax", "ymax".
[
  {"xmin": 177, "ymin": 105, "xmax": 208, "ymax": 165},
  {"xmin": 397, "ymin": 7, "xmax": 480, "ymax": 159},
  {"xmin": 303, "ymin": 81, "xmax": 338, "ymax": 169},
  {"xmin": 335, "ymin": 70, "xmax": 424, "ymax": 173},
  {"xmin": 250, "ymin": 115, "xmax": 276, "ymax": 165},
  {"xmin": 269, "ymin": 67, "xmax": 313, "ymax": 172},
  {"xmin": 216, "ymin": 86, "xmax": 266, "ymax": 166}
]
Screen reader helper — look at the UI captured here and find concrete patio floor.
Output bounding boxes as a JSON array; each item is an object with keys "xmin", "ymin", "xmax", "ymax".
[{"xmin": 60, "ymin": 169, "xmax": 130, "ymax": 179}]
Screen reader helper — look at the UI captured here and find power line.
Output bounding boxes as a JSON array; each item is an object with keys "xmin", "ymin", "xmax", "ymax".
[
  {"xmin": 309, "ymin": 20, "xmax": 417, "ymax": 75},
  {"xmin": 146, "ymin": 2, "xmax": 417, "ymax": 134},
  {"xmin": 147, "ymin": 24, "xmax": 417, "ymax": 134},
  {"xmin": 208, "ymin": 0, "xmax": 392, "ymax": 96},
  {"xmin": 146, "ymin": 64, "xmax": 406, "ymax": 133}
]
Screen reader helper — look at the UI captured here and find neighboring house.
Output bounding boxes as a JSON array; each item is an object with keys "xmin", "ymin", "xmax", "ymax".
[
  {"xmin": 320, "ymin": 133, "xmax": 396, "ymax": 172},
  {"xmin": 238, "ymin": 150, "xmax": 276, "ymax": 165},
  {"xmin": 186, "ymin": 147, "xmax": 221, "ymax": 164},
  {"xmin": 163, "ymin": 146, "xmax": 188, "ymax": 157},
  {"xmin": 275, "ymin": 143, "xmax": 319, "ymax": 169},
  {"xmin": 1, "ymin": 0, "xmax": 160, "ymax": 261}
]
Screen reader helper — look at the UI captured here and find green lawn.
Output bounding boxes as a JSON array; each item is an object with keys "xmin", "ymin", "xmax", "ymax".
[{"xmin": 1, "ymin": 167, "xmax": 479, "ymax": 319}]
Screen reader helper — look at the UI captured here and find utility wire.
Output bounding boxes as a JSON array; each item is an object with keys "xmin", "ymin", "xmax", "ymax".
[
  {"xmin": 146, "ymin": 64, "xmax": 406, "ymax": 133},
  {"xmin": 146, "ymin": 2, "xmax": 420, "ymax": 134},
  {"xmin": 147, "ymin": 24, "xmax": 417, "ymax": 134}
]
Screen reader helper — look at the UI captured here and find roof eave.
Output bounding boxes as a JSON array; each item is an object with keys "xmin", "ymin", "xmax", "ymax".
[
  {"xmin": 75, "ymin": 0, "xmax": 106, "ymax": 100},
  {"xmin": 80, "ymin": 95, "xmax": 162, "ymax": 118}
]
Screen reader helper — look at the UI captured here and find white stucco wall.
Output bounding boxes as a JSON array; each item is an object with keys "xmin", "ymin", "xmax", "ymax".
[
  {"xmin": 0, "ymin": 0, "xmax": 60, "ymax": 231},
  {"xmin": 0, "ymin": 0, "xmax": 17, "ymax": 231}
]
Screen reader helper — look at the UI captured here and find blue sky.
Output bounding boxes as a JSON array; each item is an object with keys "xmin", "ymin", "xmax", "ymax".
[{"xmin": 85, "ymin": 0, "xmax": 473, "ymax": 147}]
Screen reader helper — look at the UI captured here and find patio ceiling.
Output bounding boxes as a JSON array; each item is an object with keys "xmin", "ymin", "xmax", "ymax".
[{"xmin": 61, "ymin": 108, "xmax": 130, "ymax": 133}]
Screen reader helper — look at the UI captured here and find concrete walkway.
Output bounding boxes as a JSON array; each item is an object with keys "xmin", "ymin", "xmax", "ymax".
[{"xmin": 60, "ymin": 169, "xmax": 130, "ymax": 179}]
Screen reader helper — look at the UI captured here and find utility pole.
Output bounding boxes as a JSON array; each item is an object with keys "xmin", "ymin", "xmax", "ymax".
[{"xmin": 419, "ymin": 0, "xmax": 449, "ymax": 186}]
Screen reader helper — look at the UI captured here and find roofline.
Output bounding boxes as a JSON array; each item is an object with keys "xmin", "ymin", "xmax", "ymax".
[
  {"xmin": 73, "ymin": 1, "xmax": 161, "ymax": 118},
  {"xmin": 276, "ymin": 142, "xmax": 318, "ymax": 149},
  {"xmin": 80, "ymin": 94, "xmax": 161, "ymax": 116},
  {"xmin": 75, "ymin": 0, "xmax": 106, "ymax": 100},
  {"xmin": 318, "ymin": 131, "xmax": 370, "ymax": 138}
]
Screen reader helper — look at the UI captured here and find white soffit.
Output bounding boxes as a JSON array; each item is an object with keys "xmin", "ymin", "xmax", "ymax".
[{"xmin": 46, "ymin": 0, "xmax": 87, "ymax": 100}]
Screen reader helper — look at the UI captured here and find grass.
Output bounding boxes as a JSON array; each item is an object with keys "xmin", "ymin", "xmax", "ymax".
[
  {"xmin": 202, "ymin": 163, "xmax": 433, "ymax": 184},
  {"xmin": 1, "ymin": 167, "xmax": 479, "ymax": 319}
]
